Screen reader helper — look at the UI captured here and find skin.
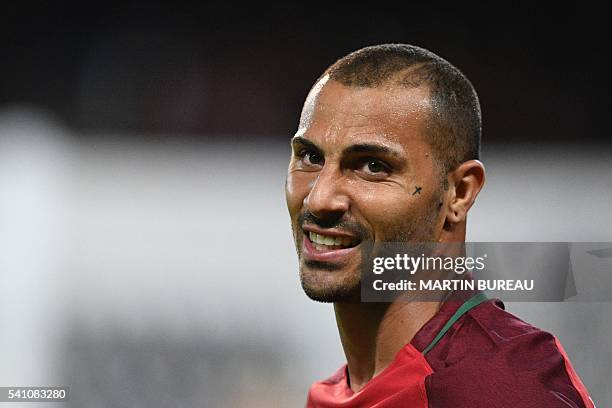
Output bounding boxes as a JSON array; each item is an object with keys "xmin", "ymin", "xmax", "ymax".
[{"xmin": 285, "ymin": 75, "xmax": 485, "ymax": 392}]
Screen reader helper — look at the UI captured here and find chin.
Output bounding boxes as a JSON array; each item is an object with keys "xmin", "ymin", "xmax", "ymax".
[{"xmin": 299, "ymin": 262, "xmax": 361, "ymax": 303}]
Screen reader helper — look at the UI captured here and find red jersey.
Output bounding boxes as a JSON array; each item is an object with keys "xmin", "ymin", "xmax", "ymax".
[{"xmin": 306, "ymin": 291, "xmax": 595, "ymax": 407}]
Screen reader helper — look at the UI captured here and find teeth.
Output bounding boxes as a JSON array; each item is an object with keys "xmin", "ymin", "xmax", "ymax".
[{"xmin": 309, "ymin": 232, "xmax": 357, "ymax": 248}]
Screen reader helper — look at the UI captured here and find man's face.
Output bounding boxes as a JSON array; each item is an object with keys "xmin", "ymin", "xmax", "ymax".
[{"xmin": 286, "ymin": 77, "xmax": 446, "ymax": 302}]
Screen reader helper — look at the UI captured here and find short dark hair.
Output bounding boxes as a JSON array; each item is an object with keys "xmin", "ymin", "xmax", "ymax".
[{"xmin": 322, "ymin": 44, "xmax": 481, "ymax": 178}]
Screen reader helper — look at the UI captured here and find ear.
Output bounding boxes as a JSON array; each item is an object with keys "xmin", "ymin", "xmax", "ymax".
[{"xmin": 444, "ymin": 160, "xmax": 486, "ymax": 225}]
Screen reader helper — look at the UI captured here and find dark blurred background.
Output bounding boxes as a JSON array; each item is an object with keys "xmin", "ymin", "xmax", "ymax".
[
  {"xmin": 2, "ymin": 3, "xmax": 610, "ymax": 142},
  {"xmin": 1, "ymin": 4, "xmax": 610, "ymax": 408}
]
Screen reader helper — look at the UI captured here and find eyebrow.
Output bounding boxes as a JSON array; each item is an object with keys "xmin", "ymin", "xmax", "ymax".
[
  {"xmin": 341, "ymin": 143, "xmax": 403, "ymax": 158},
  {"xmin": 292, "ymin": 136, "xmax": 402, "ymax": 157},
  {"xmin": 291, "ymin": 136, "xmax": 321, "ymax": 152}
]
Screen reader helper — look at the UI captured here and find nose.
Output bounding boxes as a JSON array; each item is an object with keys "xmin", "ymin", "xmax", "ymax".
[{"xmin": 304, "ymin": 165, "xmax": 350, "ymax": 220}]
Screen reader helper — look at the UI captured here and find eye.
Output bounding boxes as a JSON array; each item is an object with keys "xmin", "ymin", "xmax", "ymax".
[
  {"xmin": 366, "ymin": 159, "xmax": 386, "ymax": 173},
  {"xmin": 301, "ymin": 151, "xmax": 324, "ymax": 167},
  {"xmin": 360, "ymin": 158, "xmax": 390, "ymax": 175}
]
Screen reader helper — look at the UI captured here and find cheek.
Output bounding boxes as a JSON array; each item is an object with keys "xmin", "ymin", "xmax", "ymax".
[
  {"xmin": 285, "ymin": 172, "xmax": 313, "ymax": 216},
  {"xmin": 356, "ymin": 185, "xmax": 435, "ymax": 237},
  {"xmin": 362, "ymin": 189, "xmax": 409, "ymax": 218}
]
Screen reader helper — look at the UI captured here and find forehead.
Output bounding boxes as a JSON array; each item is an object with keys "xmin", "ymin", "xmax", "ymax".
[{"xmin": 297, "ymin": 77, "xmax": 432, "ymax": 149}]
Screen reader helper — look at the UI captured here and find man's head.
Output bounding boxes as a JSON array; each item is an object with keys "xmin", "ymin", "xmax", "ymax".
[{"xmin": 285, "ymin": 44, "xmax": 485, "ymax": 303}]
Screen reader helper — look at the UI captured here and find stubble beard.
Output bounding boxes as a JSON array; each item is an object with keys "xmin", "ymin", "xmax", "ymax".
[{"xmin": 297, "ymin": 194, "xmax": 442, "ymax": 304}]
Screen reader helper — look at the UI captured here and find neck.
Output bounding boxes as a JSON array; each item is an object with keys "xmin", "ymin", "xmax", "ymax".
[{"xmin": 333, "ymin": 299, "xmax": 442, "ymax": 392}]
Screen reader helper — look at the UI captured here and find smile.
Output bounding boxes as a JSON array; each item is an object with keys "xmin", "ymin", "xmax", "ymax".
[
  {"xmin": 301, "ymin": 228, "xmax": 361, "ymax": 263},
  {"xmin": 308, "ymin": 232, "xmax": 359, "ymax": 250}
]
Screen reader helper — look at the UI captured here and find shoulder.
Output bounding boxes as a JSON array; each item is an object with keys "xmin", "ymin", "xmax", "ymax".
[{"xmin": 424, "ymin": 299, "xmax": 594, "ymax": 408}]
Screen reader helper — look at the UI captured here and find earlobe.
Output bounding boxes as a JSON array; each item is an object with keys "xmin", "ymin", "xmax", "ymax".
[{"xmin": 445, "ymin": 160, "xmax": 486, "ymax": 226}]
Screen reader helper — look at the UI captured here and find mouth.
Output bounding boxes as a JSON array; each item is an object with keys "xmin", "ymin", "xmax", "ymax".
[
  {"xmin": 307, "ymin": 231, "xmax": 360, "ymax": 250},
  {"xmin": 301, "ymin": 228, "xmax": 362, "ymax": 263}
]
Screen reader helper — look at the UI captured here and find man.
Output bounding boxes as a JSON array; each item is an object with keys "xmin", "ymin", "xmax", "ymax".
[{"xmin": 285, "ymin": 44, "xmax": 594, "ymax": 407}]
